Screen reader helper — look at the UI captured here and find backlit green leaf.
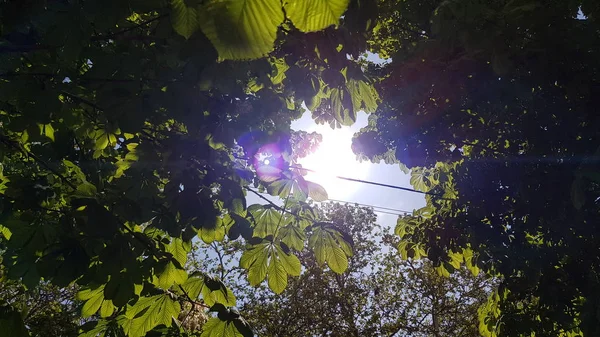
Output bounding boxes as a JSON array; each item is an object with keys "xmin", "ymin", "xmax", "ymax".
[
  {"xmin": 155, "ymin": 261, "xmax": 188, "ymax": 289},
  {"xmin": 166, "ymin": 237, "xmax": 190, "ymax": 266},
  {"xmin": 284, "ymin": 0, "xmax": 350, "ymax": 32},
  {"xmin": 267, "ymin": 251, "xmax": 288, "ymax": 294},
  {"xmin": 278, "ymin": 223, "xmax": 305, "ymax": 251},
  {"xmin": 171, "ymin": 0, "xmax": 199, "ymax": 39},
  {"xmin": 240, "ymin": 242, "xmax": 270, "ymax": 286},
  {"xmin": 77, "ymin": 285, "xmax": 105, "ymax": 318},
  {"xmin": 121, "ymin": 294, "xmax": 180, "ymax": 337},
  {"xmin": 201, "ymin": 317, "xmax": 243, "ymax": 337},
  {"xmin": 198, "ymin": 0, "xmax": 284, "ymax": 60},
  {"xmin": 249, "ymin": 205, "xmax": 285, "ymax": 238},
  {"xmin": 306, "ymin": 180, "xmax": 328, "ymax": 201}
]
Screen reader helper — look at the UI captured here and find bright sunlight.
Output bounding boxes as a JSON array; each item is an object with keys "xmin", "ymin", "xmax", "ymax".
[{"xmin": 298, "ymin": 125, "xmax": 371, "ymax": 200}]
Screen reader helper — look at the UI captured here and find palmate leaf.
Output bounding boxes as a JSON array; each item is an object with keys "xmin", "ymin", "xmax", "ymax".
[
  {"xmin": 166, "ymin": 237, "xmax": 190, "ymax": 266},
  {"xmin": 240, "ymin": 241, "xmax": 301, "ymax": 293},
  {"xmin": 198, "ymin": 217, "xmax": 227, "ymax": 244},
  {"xmin": 346, "ymin": 79, "xmax": 379, "ymax": 113},
  {"xmin": 308, "ymin": 224, "xmax": 352, "ymax": 274},
  {"xmin": 154, "ymin": 261, "xmax": 188, "ymax": 289},
  {"xmin": 248, "ymin": 205, "xmax": 289, "ymax": 238},
  {"xmin": 284, "ymin": 0, "xmax": 350, "ymax": 32},
  {"xmin": 410, "ymin": 167, "xmax": 434, "ymax": 192},
  {"xmin": 330, "ymin": 87, "xmax": 356, "ymax": 126},
  {"xmin": 198, "ymin": 0, "xmax": 284, "ymax": 60},
  {"xmin": 77, "ymin": 285, "xmax": 116, "ymax": 318},
  {"xmin": 306, "ymin": 180, "xmax": 328, "ymax": 201},
  {"xmin": 181, "ymin": 273, "xmax": 236, "ymax": 307},
  {"xmin": 120, "ymin": 294, "xmax": 180, "ymax": 337},
  {"xmin": 277, "ymin": 223, "xmax": 306, "ymax": 251}
]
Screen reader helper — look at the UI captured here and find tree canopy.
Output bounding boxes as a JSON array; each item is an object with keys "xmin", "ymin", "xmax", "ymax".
[
  {"xmin": 1, "ymin": 0, "xmax": 600, "ymax": 336},
  {"xmin": 0, "ymin": 0, "xmax": 379, "ymax": 336},
  {"xmin": 353, "ymin": 1, "xmax": 600, "ymax": 336}
]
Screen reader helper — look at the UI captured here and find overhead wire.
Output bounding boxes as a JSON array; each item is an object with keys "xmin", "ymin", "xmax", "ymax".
[
  {"xmin": 327, "ymin": 198, "xmax": 414, "ymax": 215},
  {"xmin": 289, "ymin": 165, "xmax": 444, "ymax": 198},
  {"xmin": 233, "ymin": 154, "xmax": 447, "ymax": 199}
]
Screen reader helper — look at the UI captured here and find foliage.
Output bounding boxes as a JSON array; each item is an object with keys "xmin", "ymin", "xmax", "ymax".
[
  {"xmin": 212, "ymin": 203, "xmax": 494, "ymax": 337},
  {"xmin": 0, "ymin": 265, "xmax": 80, "ymax": 337},
  {"xmin": 353, "ymin": 0, "xmax": 600, "ymax": 336},
  {"xmin": 0, "ymin": 0, "xmax": 382, "ymax": 336}
]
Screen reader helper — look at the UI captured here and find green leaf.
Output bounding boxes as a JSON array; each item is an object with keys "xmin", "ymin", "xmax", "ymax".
[
  {"xmin": 267, "ymin": 251, "xmax": 288, "ymax": 294},
  {"xmin": 99, "ymin": 299, "xmax": 116, "ymax": 318},
  {"xmin": 410, "ymin": 168, "xmax": 433, "ymax": 192},
  {"xmin": 74, "ymin": 182, "xmax": 97, "ymax": 198},
  {"xmin": 39, "ymin": 123, "xmax": 55, "ymax": 141},
  {"xmin": 435, "ymin": 264, "xmax": 451, "ymax": 278},
  {"xmin": 198, "ymin": 0, "xmax": 284, "ymax": 60},
  {"xmin": 0, "ymin": 225, "xmax": 12, "ymax": 240},
  {"xmin": 240, "ymin": 242, "xmax": 270, "ymax": 286},
  {"xmin": 276, "ymin": 245, "xmax": 301, "ymax": 276},
  {"xmin": 398, "ymin": 240, "xmax": 410, "ymax": 260},
  {"xmin": 201, "ymin": 317, "xmax": 243, "ymax": 337},
  {"xmin": 166, "ymin": 237, "xmax": 190, "ymax": 266},
  {"xmin": 463, "ymin": 248, "xmax": 480, "ymax": 276},
  {"xmin": 155, "ymin": 261, "xmax": 188, "ymax": 289},
  {"xmin": 278, "ymin": 223, "xmax": 305, "ymax": 251},
  {"xmin": 182, "ymin": 274, "xmax": 237, "ymax": 307},
  {"xmin": 121, "ymin": 294, "xmax": 180, "ymax": 337},
  {"xmin": 267, "ymin": 179, "xmax": 293, "ymax": 198},
  {"xmin": 171, "ymin": 0, "xmax": 199, "ymax": 39},
  {"xmin": 269, "ymin": 58, "xmax": 289, "ymax": 85},
  {"xmin": 330, "ymin": 88, "xmax": 356, "ymax": 126},
  {"xmin": 79, "ymin": 320, "xmax": 110, "ymax": 337},
  {"xmin": 248, "ymin": 205, "xmax": 285, "ymax": 238},
  {"xmin": 94, "ymin": 131, "xmax": 110, "ymax": 150},
  {"xmin": 199, "ymin": 218, "xmax": 227, "ymax": 244},
  {"xmin": 306, "ymin": 180, "xmax": 328, "ymax": 201},
  {"xmin": 448, "ymin": 251, "xmax": 463, "ymax": 269},
  {"xmin": 240, "ymin": 241, "xmax": 300, "ymax": 292},
  {"xmin": 325, "ymin": 239, "xmax": 348, "ymax": 274},
  {"xmin": 284, "ymin": 0, "xmax": 350, "ymax": 32},
  {"xmin": 309, "ymin": 225, "xmax": 351, "ymax": 273},
  {"xmin": 77, "ymin": 285, "xmax": 106, "ymax": 318}
]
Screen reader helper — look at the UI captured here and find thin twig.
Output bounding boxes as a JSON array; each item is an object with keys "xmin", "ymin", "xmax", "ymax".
[
  {"xmin": 244, "ymin": 186, "xmax": 301, "ymax": 219},
  {"xmin": 0, "ymin": 135, "xmax": 77, "ymax": 189},
  {"xmin": 90, "ymin": 14, "xmax": 168, "ymax": 41}
]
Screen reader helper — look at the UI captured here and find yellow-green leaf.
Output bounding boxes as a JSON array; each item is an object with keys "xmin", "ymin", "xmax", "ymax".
[
  {"xmin": 448, "ymin": 251, "xmax": 463, "ymax": 269},
  {"xmin": 240, "ymin": 242, "xmax": 270, "ymax": 286},
  {"xmin": 248, "ymin": 205, "xmax": 284, "ymax": 238},
  {"xmin": 121, "ymin": 294, "xmax": 180, "ymax": 337},
  {"xmin": 200, "ymin": 317, "xmax": 242, "ymax": 337},
  {"xmin": 306, "ymin": 180, "xmax": 328, "ymax": 201},
  {"xmin": 74, "ymin": 182, "xmax": 97, "ymax": 198},
  {"xmin": 284, "ymin": 0, "xmax": 350, "ymax": 32},
  {"xmin": 327, "ymin": 243, "xmax": 348, "ymax": 274},
  {"xmin": 166, "ymin": 237, "xmax": 190, "ymax": 266},
  {"xmin": 78, "ymin": 285, "xmax": 105, "ymax": 318},
  {"xmin": 267, "ymin": 252, "xmax": 288, "ymax": 294},
  {"xmin": 276, "ymin": 245, "xmax": 301, "ymax": 276},
  {"xmin": 100, "ymin": 299, "xmax": 115, "ymax": 318},
  {"xmin": 198, "ymin": 0, "xmax": 284, "ymax": 60},
  {"xmin": 155, "ymin": 261, "xmax": 188, "ymax": 289},
  {"xmin": 171, "ymin": 0, "xmax": 199, "ymax": 39}
]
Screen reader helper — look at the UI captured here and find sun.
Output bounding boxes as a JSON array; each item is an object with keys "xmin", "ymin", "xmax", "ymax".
[{"xmin": 298, "ymin": 126, "xmax": 371, "ymax": 200}]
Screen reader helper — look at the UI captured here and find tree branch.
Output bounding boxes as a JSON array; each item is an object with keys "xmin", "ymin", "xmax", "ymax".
[{"xmin": 0, "ymin": 134, "xmax": 77, "ymax": 190}]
